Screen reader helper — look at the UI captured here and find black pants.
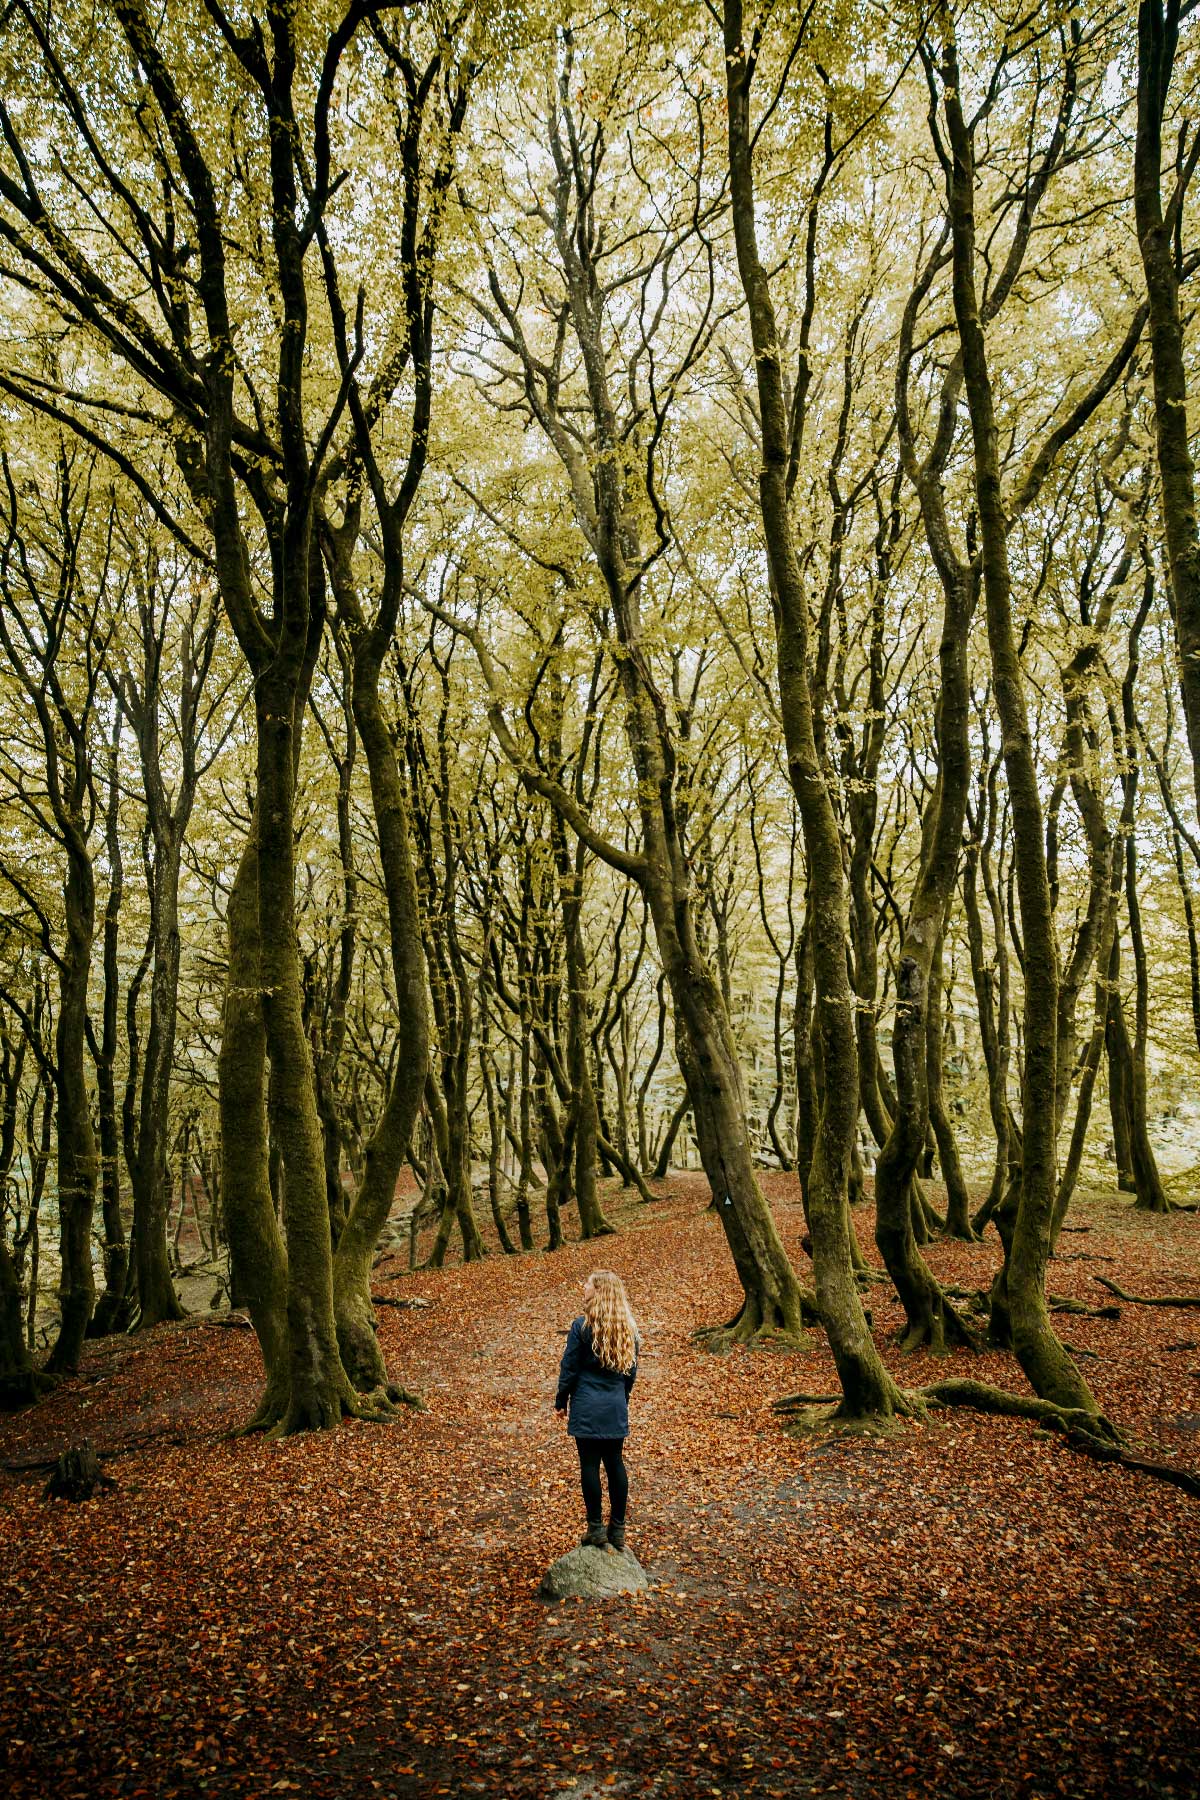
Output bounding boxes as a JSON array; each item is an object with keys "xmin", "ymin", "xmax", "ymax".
[{"xmin": 575, "ymin": 1436, "xmax": 628, "ymax": 1522}]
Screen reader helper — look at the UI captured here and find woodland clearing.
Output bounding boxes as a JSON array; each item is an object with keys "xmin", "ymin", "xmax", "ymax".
[{"xmin": 2, "ymin": 1175, "xmax": 1198, "ymax": 1800}]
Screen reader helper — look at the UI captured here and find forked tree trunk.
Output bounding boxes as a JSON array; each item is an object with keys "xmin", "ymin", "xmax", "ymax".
[
  {"xmin": 724, "ymin": 0, "xmax": 912, "ymax": 1414},
  {"xmin": 940, "ymin": 32, "xmax": 1100, "ymax": 1417}
]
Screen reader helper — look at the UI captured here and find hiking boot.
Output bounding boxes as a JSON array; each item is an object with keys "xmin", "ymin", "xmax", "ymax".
[
  {"xmin": 607, "ymin": 1518, "xmax": 626, "ymax": 1552},
  {"xmin": 581, "ymin": 1519, "xmax": 609, "ymax": 1549}
]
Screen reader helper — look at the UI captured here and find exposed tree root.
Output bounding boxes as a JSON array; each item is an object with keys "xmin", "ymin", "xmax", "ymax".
[
  {"xmin": 693, "ymin": 1319, "xmax": 812, "ymax": 1354},
  {"xmin": 1047, "ymin": 1294, "xmax": 1121, "ymax": 1320},
  {"xmin": 1095, "ymin": 1276, "xmax": 1200, "ymax": 1309},
  {"xmin": 918, "ymin": 1377, "xmax": 1200, "ymax": 1499},
  {"xmin": 693, "ymin": 1284, "xmax": 820, "ymax": 1353},
  {"xmin": 940, "ymin": 1283, "xmax": 990, "ymax": 1309},
  {"xmin": 5, "ymin": 1425, "xmax": 199, "ymax": 1473},
  {"xmin": 919, "ymin": 1376, "xmax": 1116, "ymax": 1437},
  {"xmin": 771, "ymin": 1386, "xmax": 928, "ymax": 1437},
  {"xmin": 384, "ymin": 1381, "xmax": 426, "ymax": 1411},
  {"xmin": 778, "ymin": 1402, "xmax": 916, "ymax": 1438},
  {"xmin": 770, "ymin": 1372, "xmax": 1199, "ymax": 1494},
  {"xmin": 893, "ymin": 1294, "xmax": 982, "ymax": 1355},
  {"xmin": 266, "ymin": 1387, "xmax": 395, "ymax": 1439},
  {"xmin": 235, "ymin": 1372, "xmax": 291, "ymax": 1437}
]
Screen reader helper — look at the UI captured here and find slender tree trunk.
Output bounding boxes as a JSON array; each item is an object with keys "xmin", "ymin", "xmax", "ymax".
[
  {"xmin": 89, "ymin": 721, "xmax": 131, "ymax": 1336},
  {"xmin": 1135, "ymin": 0, "xmax": 1200, "ymax": 821},
  {"xmin": 129, "ymin": 848, "xmax": 186, "ymax": 1327},
  {"xmin": 927, "ymin": 920, "xmax": 975, "ymax": 1239},
  {"xmin": 329, "ymin": 614, "xmax": 432, "ymax": 1389},
  {"xmin": 0, "ymin": 1021, "xmax": 48, "ymax": 1404},
  {"xmin": 1122, "ymin": 830, "xmax": 1170, "ymax": 1213},
  {"xmin": 652, "ymin": 1092, "xmax": 689, "ymax": 1180},
  {"xmin": 515, "ymin": 1031, "xmax": 534, "ymax": 1250},
  {"xmin": 45, "ymin": 854, "xmax": 99, "ymax": 1373},
  {"xmin": 480, "ymin": 1031, "xmax": 517, "ymax": 1256},
  {"xmin": 541, "ymin": 1081, "xmax": 570, "ymax": 1255},
  {"xmin": 792, "ymin": 924, "xmax": 819, "ymax": 1204},
  {"xmin": 1105, "ymin": 945, "xmax": 1138, "ymax": 1194},
  {"xmin": 556, "ymin": 823, "xmax": 612, "ymax": 1239},
  {"xmin": 965, "ymin": 842, "xmax": 1010, "ymax": 1206}
]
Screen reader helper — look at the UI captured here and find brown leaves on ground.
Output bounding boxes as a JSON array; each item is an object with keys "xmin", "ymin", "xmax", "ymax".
[{"xmin": 2, "ymin": 1176, "xmax": 1199, "ymax": 1800}]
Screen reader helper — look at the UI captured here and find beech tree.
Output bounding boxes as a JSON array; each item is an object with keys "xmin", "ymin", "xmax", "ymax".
[{"xmin": 0, "ymin": 0, "xmax": 1196, "ymax": 1455}]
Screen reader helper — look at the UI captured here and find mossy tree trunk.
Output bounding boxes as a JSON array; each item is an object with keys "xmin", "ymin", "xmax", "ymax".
[
  {"xmin": 324, "ymin": 563, "xmax": 434, "ymax": 1384},
  {"xmin": 219, "ymin": 833, "xmax": 289, "ymax": 1419},
  {"xmin": 255, "ymin": 642, "xmax": 360, "ymax": 1432},
  {"xmin": 724, "ymin": 0, "xmax": 911, "ymax": 1411},
  {"xmin": 1119, "ymin": 676, "xmax": 1170, "ymax": 1215},
  {"xmin": 0, "ymin": 1030, "xmax": 48, "ymax": 1406},
  {"xmin": 938, "ymin": 25, "xmax": 1101, "ymax": 1417}
]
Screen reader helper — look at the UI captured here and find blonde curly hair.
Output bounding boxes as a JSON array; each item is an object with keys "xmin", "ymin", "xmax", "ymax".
[{"xmin": 583, "ymin": 1269, "xmax": 638, "ymax": 1374}]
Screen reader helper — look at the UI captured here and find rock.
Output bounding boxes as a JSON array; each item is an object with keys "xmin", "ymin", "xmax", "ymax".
[{"xmin": 538, "ymin": 1544, "xmax": 650, "ymax": 1601}]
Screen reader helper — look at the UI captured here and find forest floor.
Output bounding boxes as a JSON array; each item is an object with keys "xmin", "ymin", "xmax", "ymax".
[{"xmin": 1, "ymin": 1174, "xmax": 1199, "ymax": 1800}]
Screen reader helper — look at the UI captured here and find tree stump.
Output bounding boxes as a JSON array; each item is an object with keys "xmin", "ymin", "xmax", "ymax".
[{"xmin": 42, "ymin": 1441, "xmax": 117, "ymax": 1502}]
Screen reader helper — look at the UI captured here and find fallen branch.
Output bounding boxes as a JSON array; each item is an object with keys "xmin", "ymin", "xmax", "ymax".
[{"xmin": 1096, "ymin": 1277, "xmax": 1200, "ymax": 1309}]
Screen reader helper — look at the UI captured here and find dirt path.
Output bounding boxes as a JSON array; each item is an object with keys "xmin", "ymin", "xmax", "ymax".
[{"xmin": 2, "ymin": 1177, "xmax": 1199, "ymax": 1798}]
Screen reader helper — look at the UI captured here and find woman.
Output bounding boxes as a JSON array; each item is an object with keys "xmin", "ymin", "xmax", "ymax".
[{"xmin": 555, "ymin": 1269, "xmax": 640, "ymax": 1551}]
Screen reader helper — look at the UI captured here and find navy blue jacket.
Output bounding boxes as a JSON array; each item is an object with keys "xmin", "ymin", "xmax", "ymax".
[{"xmin": 555, "ymin": 1315, "xmax": 638, "ymax": 1439}]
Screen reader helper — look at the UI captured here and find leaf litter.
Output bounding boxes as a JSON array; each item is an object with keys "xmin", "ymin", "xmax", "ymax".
[{"xmin": 1, "ymin": 1174, "xmax": 1198, "ymax": 1799}]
